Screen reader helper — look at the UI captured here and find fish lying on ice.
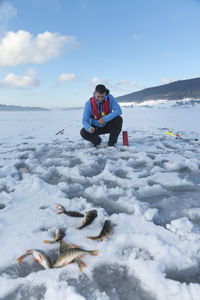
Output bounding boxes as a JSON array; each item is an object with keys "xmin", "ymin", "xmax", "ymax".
[
  {"xmin": 43, "ymin": 228, "xmax": 77, "ymax": 249},
  {"xmin": 53, "ymin": 247, "xmax": 99, "ymax": 268},
  {"xmin": 55, "ymin": 204, "xmax": 84, "ymax": 217},
  {"xmin": 44, "ymin": 228, "xmax": 87, "ymax": 272},
  {"xmin": 44, "ymin": 228, "xmax": 65, "ymax": 244},
  {"xmin": 59, "ymin": 240, "xmax": 87, "ymax": 272},
  {"xmin": 17, "ymin": 249, "xmax": 52, "ymax": 269},
  {"xmin": 86, "ymin": 220, "xmax": 113, "ymax": 241},
  {"xmin": 77, "ymin": 210, "xmax": 98, "ymax": 230}
]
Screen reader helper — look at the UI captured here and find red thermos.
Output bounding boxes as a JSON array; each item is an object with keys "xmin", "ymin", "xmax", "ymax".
[{"xmin": 123, "ymin": 131, "xmax": 129, "ymax": 146}]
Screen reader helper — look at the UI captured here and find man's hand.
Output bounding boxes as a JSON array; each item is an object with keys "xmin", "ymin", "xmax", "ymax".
[
  {"xmin": 89, "ymin": 127, "xmax": 95, "ymax": 133},
  {"xmin": 98, "ymin": 118, "xmax": 105, "ymax": 125}
]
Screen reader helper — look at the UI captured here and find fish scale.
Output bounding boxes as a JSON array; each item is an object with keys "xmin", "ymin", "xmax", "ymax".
[{"xmin": 53, "ymin": 247, "xmax": 98, "ymax": 268}]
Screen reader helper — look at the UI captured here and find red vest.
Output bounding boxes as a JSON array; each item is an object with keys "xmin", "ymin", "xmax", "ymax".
[{"xmin": 90, "ymin": 97, "xmax": 110, "ymax": 120}]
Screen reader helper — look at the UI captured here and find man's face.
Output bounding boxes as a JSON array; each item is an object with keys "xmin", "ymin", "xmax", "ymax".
[{"xmin": 94, "ymin": 92, "xmax": 106, "ymax": 103}]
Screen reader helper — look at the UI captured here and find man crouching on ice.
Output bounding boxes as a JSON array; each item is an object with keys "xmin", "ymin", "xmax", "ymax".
[{"xmin": 80, "ymin": 84, "xmax": 123, "ymax": 147}]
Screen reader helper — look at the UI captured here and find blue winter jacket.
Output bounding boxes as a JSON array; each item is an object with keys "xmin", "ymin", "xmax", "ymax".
[{"xmin": 82, "ymin": 91, "xmax": 122, "ymax": 132}]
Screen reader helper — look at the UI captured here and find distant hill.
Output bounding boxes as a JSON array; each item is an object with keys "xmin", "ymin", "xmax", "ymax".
[
  {"xmin": 0, "ymin": 104, "xmax": 49, "ymax": 111},
  {"xmin": 116, "ymin": 77, "xmax": 200, "ymax": 103}
]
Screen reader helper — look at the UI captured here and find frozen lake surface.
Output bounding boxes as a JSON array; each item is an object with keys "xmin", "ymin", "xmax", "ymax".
[{"xmin": 0, "ymin": 106, "xmax": 200, "ymax": 300}]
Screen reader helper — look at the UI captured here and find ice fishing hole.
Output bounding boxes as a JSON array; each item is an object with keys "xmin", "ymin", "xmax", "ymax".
[{"xmin": 15, "ymin": 162, "xmax": 30, "ymax": 173}]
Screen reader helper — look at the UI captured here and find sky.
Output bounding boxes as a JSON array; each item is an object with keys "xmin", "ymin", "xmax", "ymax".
[{"xmin": 0, "ymin": 0, "xmax": 200, "ymax": 108}]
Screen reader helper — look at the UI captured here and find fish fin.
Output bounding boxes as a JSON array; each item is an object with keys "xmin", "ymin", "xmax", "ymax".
[
  {"xmin": 77, "ymin": 226, "xmax": 83, "ymax": 230},
  {"xmin": 78, "ymin": 265, "xmax": 83, "ymax": 272},
  {"xmin": 77, "ymin": 260, "xmax": 87, "ymax": 272},
  {"xmin": 56, "ymin": 211, "xmax": 63, "ymax": 215},
  {"xmin": 55, "ymin": 204, "xmax": 62, "ymax": 209},
  {"xmin": 17, "ymin": 255, "xmax": 24, "ymax": 264},
  {"xmin": 100, "ymin": 239, "xmax": 103, "ymax": 242},
  {"xmin": 44, "ymin": 240, "xmax": 54, "ymax": 244},
  {"xmin": 82, "ymin": 261, "xmax": 87, "ymax": 268},
  {"xmin": 71, "ymin": 244, "xmax": 79, "ymax": 248},
  {"xmin": 44, "ymin": 240, "xmax": 50, "ymax": 244},
  {"xmin": 35, "ymin": 259, "xmax": 40, "ymax": 263},
  {"xmin": 89, "ymin": 250, "xmax": 99, "ymax": 256},
  {"xmin": 26, "ymin": 250, "xmax": 33, "ymax": 253},
  {"xmin": 78, "ymin": 260, "xmax": 87, "ymax": 268}
]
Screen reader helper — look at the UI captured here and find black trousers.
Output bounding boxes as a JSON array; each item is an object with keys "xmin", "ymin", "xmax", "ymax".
[{"xmin": 80, "ymin": 115, "xmax": 123, "ymax": 146}]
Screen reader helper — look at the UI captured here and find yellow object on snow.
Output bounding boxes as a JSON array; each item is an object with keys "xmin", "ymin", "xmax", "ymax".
[{"xmin": 165, "ymin": 131, "xmax": 176, "ymax": 137}]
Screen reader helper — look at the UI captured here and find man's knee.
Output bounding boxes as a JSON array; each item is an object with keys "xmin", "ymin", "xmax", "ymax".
[
  {"xmin": 111, "ymin": 115, "xmax": 123, "ymax": 128},
  {"xmin": 80, "ymin": 127, "xmax": 88, "ymax": 138},
  {"xmin": 80, "ymin": 127, "xmax": 101, "ymax": 146},
  {"xmin": 116, "ymin": 115, "xmax": 123, "ymax": 124}
]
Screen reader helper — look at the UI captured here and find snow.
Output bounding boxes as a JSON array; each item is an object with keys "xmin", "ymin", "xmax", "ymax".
[
  {"xmin": 120, "ymin": 98, "xmax": 200, "ymax": 109},
  {"xmin": 0, "ymin": 105, "xmax": 200, "ymax": 299}
]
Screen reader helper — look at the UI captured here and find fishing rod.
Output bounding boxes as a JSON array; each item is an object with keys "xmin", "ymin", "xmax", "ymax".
[
  {"xmin": 55, "ymin": 129, "xmax": 64, "ymax": 135},
  {"xmin": 165, "ymin": 131, "xmax": 200, "ymax": 142}
]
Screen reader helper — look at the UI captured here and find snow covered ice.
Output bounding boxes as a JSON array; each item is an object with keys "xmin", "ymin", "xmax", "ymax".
[{"xmin": 0, "ymin": 106, "xmax": 200, "ymax": 300}]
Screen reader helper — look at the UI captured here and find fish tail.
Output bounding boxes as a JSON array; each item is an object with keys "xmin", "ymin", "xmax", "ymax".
[
  {"xmin": 17, "ymin": 252, "xmax": 31, "ymax": 264},
  {"xmin": 17, "ymin": 255, "xmax": 25, "ymax": 264},
  {"xmin": 77, "ymin": 225, "xmax": 84, "ymax": 230},
  {"xmin": 88, "ymin": 250, "xmax": 99, "ymax": 256}
]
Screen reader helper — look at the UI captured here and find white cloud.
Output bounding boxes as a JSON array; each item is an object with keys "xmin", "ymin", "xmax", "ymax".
[
  {"xmin": 0, "ymin": 72, "xmax": 40, "ymax": 88},
  {"xmin": 58, "ymin": 73, "xmax": 76, "ymax": 82},
  {"xmin": 26, "ymin": 68, "xmax": 36, "ymax": 78},
  {"xmin": 90, "ymin": 77, "xmax": 137, "ymax": 93},
  {"xmin": 0, "ymin": 1, "xmax": 17, "ymax": 23},
  {"xmin": 0, "ymin": 2, "xmax": 17, "ymax": 34},
  {"xmin": 0, "ymin": 30, "xmax": 79, "ymax": 67},
  {"xmin": 162, "ymin": 78, "xmax": 178, "ymax": 84},
  {"xmin": 91, "ymin": 77, "xmax": 112, "ymax": 87},
  {"xmin": 116, "ymin": 80, "xmax": 137, "ymax": 87}
]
